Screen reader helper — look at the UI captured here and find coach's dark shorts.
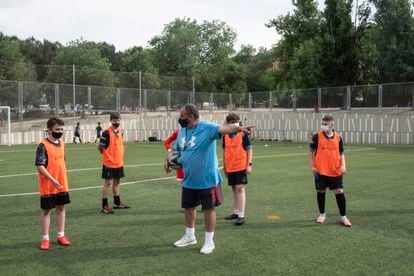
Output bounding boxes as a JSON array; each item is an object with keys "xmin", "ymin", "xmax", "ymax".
[
  {"xmin": 40, "ymin": 192, "xmax": 71, "ymax": 210},
  {"xmin": 102, "ymin": 165, "xmax": 125, "ymax": 179},
  {"xmin": 314, "ymin": 174, "xmax": 343, "ymax": 190},
  {"xmin": 181, "ymin": 185, "xmax": 223, "ymax": 211},
  {"xmin": 227, "ymin": 170, "xmax": 248, "ymax": 186}
]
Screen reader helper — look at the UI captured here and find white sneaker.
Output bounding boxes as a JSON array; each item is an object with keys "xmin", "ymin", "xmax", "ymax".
[
  {"xmin": 316, "ymin": 215, "xmax": 326, "ymax": 224},
  {"xmin": 174, "ymin": 235, "xmax": 197, "ymax": 247},
  {"xmin": 200, "ymin": 240, "xmax": 215, "ymax": 254}
]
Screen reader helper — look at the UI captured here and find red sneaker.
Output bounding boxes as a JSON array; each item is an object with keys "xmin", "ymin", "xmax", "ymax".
[
  {"xmin": 57, "ymin": 236, "xmax": 71, "ymax": 246},
  {"xmin": 40, "ymin": 239, "xmax": 50, "ymax": 250},
  {"xmin": 101, "ymin": 205, "xmax": 114, "ymax": 214}
]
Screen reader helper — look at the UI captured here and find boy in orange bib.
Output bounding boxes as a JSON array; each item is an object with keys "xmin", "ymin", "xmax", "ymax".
[{"xmin": 35, "ymin": 117, "xmax": 71, "ymax": 250}]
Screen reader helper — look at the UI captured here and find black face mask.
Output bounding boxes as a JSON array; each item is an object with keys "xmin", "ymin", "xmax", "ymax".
[
  {"xmin": 178, "ymin": 118, "xmax": 189, "ymax": 128},
  {"xmin": 51, "ymin": 131, "xmax": 63, "ymax": 139},
  {"xmin": 112, "ymin": 123, "xmax": 120, "ymax": 129}
]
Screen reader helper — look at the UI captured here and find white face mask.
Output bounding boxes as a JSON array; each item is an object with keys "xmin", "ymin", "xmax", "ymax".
[
  {"xmin": 234, "ymin": 122, "xmax": 240, "ymax": 126},
  {"xmin": 321, "ymin": 124, "xmax": 332, "ymax": 132}
]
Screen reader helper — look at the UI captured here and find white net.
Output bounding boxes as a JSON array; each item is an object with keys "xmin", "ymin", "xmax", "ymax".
[{"xmin": 0, "ymin": 106, "xmax": 11, "ymax": 146}]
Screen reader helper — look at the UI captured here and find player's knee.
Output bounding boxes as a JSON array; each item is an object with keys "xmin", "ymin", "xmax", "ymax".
[
  {"xmin": 56, "ymin": 205, "xmax": 65, "ymax": 212},
  {"xmin": 41, "ymin": 209, "xmax": 52, "ymax": 216},
  {"xmin": 236, "ymin": 186, "xmax": 244, "ymax": 193},
  {"xmin": 333, "ymin": 188, "xmax": 343, "ymax": 194}
]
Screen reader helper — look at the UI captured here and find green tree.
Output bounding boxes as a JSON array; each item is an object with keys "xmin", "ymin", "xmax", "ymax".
[
  {"xmin": 266, "ymin": 0, "xmax": 322, "ymax": 90},
  {"xmin": 320, "ymin": 0, "xmax": 359, "ymax": 87},
  {"xmin": 371, "ymin": 0, "xmax": 414, "ymax": 82}
]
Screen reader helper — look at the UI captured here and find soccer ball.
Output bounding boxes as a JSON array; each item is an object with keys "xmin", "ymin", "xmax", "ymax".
[{"xmin": 167, "ymin": 150, "xmax": 182, "ymax": 170}]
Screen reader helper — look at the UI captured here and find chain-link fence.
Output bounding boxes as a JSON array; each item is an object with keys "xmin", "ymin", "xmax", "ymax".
[{"xmin": 1, "ymin": 79, "xmax": 414, "ymax": 126}]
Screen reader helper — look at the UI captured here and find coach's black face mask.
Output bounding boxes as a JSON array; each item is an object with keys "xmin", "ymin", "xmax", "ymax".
[
  {"xmin": 51, "ymin": 131, "xmax": 63, "ymax": 139},
  {"xmin": 112, "ymin": 123, "xmax": 120, "ymax": 129},
  {"xmin": 178, "ymin": 118, "xmax": 189, "ymax": 128}
]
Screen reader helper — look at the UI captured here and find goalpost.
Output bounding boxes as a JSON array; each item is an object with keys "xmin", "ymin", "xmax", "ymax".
[{"xmin": 0, "ymin": 106, "xmax": 11, "ymax": 146}]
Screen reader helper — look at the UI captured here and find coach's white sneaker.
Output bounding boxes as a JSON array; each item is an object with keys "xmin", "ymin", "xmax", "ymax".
[
  {"xmin": 174, "ymin": 235, "xmax": 197, "ymax": 247},
  {"xmin": 200, "ymin": 240, "xmax": 215, "ymax": 254}
]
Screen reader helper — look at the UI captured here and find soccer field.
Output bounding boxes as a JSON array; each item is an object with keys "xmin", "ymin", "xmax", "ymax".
[{"xmin": 0, "ymin": 141, "xmax": 413, "ymax": 275}]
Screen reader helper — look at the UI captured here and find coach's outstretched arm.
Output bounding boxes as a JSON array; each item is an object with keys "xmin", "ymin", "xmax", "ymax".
[{"xmin": 218, "ymin": 123, "xmax": 255, "ymax": 135}]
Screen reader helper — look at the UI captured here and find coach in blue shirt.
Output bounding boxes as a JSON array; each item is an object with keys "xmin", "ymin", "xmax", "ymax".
[{"xmin": 164, "ymin": 104, "xmax": 254, "ymax": 254}]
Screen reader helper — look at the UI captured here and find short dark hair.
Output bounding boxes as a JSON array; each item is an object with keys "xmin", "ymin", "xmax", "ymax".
[
  {"xmin": 183, "ymin": 104, "xmax": 199, "ymax": 119},
  {"xmin": 226, "ymin": 113, "xmax": 240, "ymax": 123},
  {"xmin": 322, "ymin": 115, "xmax": 334, "ymax": 121},
  {"xmin": 47, "ymin": 117, "xmax": 64, "ymax": 129},
  {"xmin": 110, "ymin": 112, "xmax": 121, "ymax": 120},
  {"xmin": 97, "ymin": 122, "xmax": 101, "ymax": 125}
]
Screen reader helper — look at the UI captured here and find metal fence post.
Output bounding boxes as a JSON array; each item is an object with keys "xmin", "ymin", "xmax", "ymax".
[
  {"xmin": 248, "ymin": 93, "xmax": 252, "ymax": 111},
  {"xmin": 209, "ymin": 93, "xmax": 213, "ymax": 114},
  {"xmin": 192, "ymin": 76, "xmax": 195, "ymax": 104},
  {"xmin": 72, "ymin": 64, "xmax": 76, "ymax": 118},
  {"xmin": 167, "ymin": 90, "xmax": 171, "ymax": 117},
  {"xmin": 229, "ymin": 93, "xmax": 233, "ymax": 111},
  {"xmin": 87, "ymin": 86, "xmax": 92, "ymax": 114},
  {"xmin": 55, "ymin": 84, "xmax": 59, "ymax": 115},
  {"xmin": 143, "ymin": 89, "xmax": 147, "ymax": 118},
  {"xmin": 18, "ymin": 82, "xmax": 23, "ymax": 126},
  {"xmin": 347, "ymin": 86, "xmax": 351, "ymax": 110},
  {"xmin": 116, "ymin": 88, "xmax": 120, "ymax": 112},
  {"xmin": 318, "ymin": 88, "xmax": 322, "ymax": 111},
  {"xmin": 378, "ymin": 84, "xmax": 383, "ymax": 112},
  {"xmin": 292, "ymin": 90, "xmax": 297, "ymax": 112},
  {"xmin": 269, "ymin": 91, "xmax": 273, "ymax": 112}
]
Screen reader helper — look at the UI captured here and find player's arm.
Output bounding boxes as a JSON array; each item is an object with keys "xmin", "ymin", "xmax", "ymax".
[
  {"xmin": 218, "ymin": 123, "xmax": 255, "ymax": 135},
  {"xmin": 35, "ymin": 144, "xmax": 62, "ymax": 189},
  {"xmin": 98, "ymin": 130, "xmax": 109, "ymax": 154},
  {"xmin": 243, "ymin": 132, "xmax": 253, "ymax": 175},
  {"xmin": 164, "ymin": 129, "xmax": 179, "ymax": 152},
  {"xmin": 339, "ymin": 137, "xmax": 346, "ymax": 174},
  {"xmin": 309, "ymin": 134, "xmax": 318, "ymax": 174}
]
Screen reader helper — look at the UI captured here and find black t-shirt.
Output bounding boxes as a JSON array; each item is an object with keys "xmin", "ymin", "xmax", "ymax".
[
  {"xmin": 99, "ymin": 129, "xmax": 123, "ymax": 149},
  {"xmin": 35, "ymin": 139, "xmax": 62, "ymax": 168}
]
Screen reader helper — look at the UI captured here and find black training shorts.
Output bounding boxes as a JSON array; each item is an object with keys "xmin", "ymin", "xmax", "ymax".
[
  {"xmin": 40, "ymin": 192, "xmax": 71, "ymax": 210},
  {"xmin": 314, "ymin": 174, "xmax": 343, "ymax": 190},
  {"xmin": 227, "ymin": 170, "xmax": 248, "ymax": 186},
  {"xmin": 181, "ymin": 185, "xmax": 223, "ymax": 211},
  {"xmin": 102, "ymin": 165, "xmax": 125, "ymax": 179}
]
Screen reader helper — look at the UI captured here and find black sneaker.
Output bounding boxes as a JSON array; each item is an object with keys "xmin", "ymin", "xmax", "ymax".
[
  {"xmin": 113, "ymin": 203, "xmax": 130, "ymax": 209},
  {"xmin": 235, "ymin": 217, "xmax": 245, "ymax": 225},
  {"xmin": 225, "ymin": 213, "xmax": 239, "ymax": 220}
]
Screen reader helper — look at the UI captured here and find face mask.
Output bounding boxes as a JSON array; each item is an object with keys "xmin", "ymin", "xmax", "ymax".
[
  {"xmin": 112, "ymin": 123, "xmax": 120, "ymax": 129},
  {"xmin": 321, "ymin": 124, "xmax": 332, "ymax": 132},
  {"xmin": 234, "ymin": 122, "xmax": 240, "ymax": 126},
  {"xmin": 178, "ymin": 118, "xmax": 189, "ymax": 128},
  {"xmin": 51, "ymin": 131, "xmax": 63, "ymax": 139}
]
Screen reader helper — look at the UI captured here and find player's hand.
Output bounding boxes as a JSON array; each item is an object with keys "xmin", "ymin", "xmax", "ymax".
[
  {"xmin": 246, "ymin": 165, "xmax": 252, "ymax": 175},
  {"xmin": 241, "ymin": 125, "xmax": 255, "ymax": 135},
  {"xmin": 341, "ymin": 166, "xmax": 346, "ymax": 174},
  {"xmin": 311, "ymin": 167, "xmax": 318, "ymax": 174},
  {"xmin": 52, "ymin": 180, "xmax": 63, "ymax": 189},
  {"xmin": 163, "ymin": 158, "xmax": 171, "ymax": 174}
]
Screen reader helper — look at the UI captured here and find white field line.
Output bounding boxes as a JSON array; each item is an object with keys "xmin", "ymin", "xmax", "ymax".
[
  {"xmin": 0, "ymin": 147, "xmax": 375, "ymax": 179},
  {"xmin": 0, "ymin": 147, "xmax": 97, "ymax": 153},
  {"xmin": 0, "ymin": 148, "xmax": 375, "ymax": 198},
  {"xmin": 0, "ymin": 176, "xmax": 176, "ymax": 197}
]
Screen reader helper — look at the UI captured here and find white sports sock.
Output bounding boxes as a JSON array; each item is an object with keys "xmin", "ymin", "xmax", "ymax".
[
  {"xmin": 234, "ymin": 209, "xmax": 240, "ymax": 215},
  {"xmin": 340, "ymin": 215, "xmax": 347, "ymax": 220},
  {"xmin": 186, "ymin": 227, "xmax": 195, "ymax": 237},
  {"xmin": 42, "ymin": 234, "xmax": 49, "ymax": 241},
  {"xmin": 320, "ymin": 213, "xmax": 326, "ymax": 217},
  {"xmin": 205, "ymin": 231, "xmax": 214, "ymax": 242},
  {"xmin": 238, "ymin": 211, "xmax": 245, "ymax": 218},
  {"xmin": 57, "ymin": 231, "xmax": 65, "ymax": 238}
]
